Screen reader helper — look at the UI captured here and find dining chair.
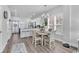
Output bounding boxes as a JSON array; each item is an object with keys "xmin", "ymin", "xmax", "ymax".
[
  {"xmin": 43, "ymin": 35, "xmax": 49, "ymax": 46},
  {"xmin": 49, "ymin": 32, "xmax": 56, "ymax": 49},
  {"xmin": 44, "ymin": 29, "xmax": 56, "ymax": 49},
  {"xmin": 32, "ymin": 30, "xmax": 42, "ymax": 47}
]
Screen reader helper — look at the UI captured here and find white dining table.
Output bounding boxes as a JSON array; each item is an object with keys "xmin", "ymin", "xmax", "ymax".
[{"xmin": 36, "ymin": 31, "xmax": 48, "ymax": 46}]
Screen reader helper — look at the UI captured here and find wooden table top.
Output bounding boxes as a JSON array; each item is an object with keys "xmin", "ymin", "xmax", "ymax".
[{"xmin": 36, "ymin": 31, "xmax": 48, "ymax": 35}]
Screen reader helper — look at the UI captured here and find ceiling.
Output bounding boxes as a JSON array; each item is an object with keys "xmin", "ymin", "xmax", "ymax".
[{"xmin": 8, "ymin": 5, "xmax": 57, "ymax": 18}]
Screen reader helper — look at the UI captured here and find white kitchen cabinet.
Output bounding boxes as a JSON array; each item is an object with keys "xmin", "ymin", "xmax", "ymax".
[{"xmin": 20, "ymin": 29, "xmax": 32, "ymax": 38}]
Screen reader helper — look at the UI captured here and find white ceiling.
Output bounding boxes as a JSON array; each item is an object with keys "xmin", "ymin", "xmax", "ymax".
[{"xmin": 8, "ymin": 5, "xmax": 57, "ymax": 18}]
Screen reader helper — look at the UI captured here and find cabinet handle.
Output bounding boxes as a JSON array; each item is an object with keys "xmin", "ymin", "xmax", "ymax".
[
  {"xmin": 26, "ymin": 31, "xmax": 29, "ymax": 32},
  {"xmin": 22, "ymin": 31, "xmax": 29, "ymax": 32}
]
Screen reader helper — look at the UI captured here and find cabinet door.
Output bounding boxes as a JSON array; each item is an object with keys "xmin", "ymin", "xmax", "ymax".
[
  {"xmin": 26, "ymin": 30, "xmax": 32, "ymax": 37},
  {"xmin": 20, "ymin": 31, "xmax": 26, "ymax": 38}
]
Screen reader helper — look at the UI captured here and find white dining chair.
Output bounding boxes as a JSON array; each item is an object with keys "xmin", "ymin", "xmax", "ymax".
[
  {"xmin": 44, "ymin": 29, "xmax": 56, "ymax": 49},
  {"xmin": 32, "ymin": 30, "xmax": 42, "ymax": 47}
]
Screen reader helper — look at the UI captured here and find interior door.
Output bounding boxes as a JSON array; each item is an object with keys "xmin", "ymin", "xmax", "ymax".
[{"xmin": 13, "ymin": 21, "xmax": 19, "ymax": 33}]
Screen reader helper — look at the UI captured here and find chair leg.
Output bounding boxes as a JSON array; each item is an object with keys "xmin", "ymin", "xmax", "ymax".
[
  {"xmin": 32, "ymin": 39, "xmax": 34, "ymax": 44},
  {"xmin": 32, "ymin": 37, "xmax": 35, "ymax": 44},
  {"xmin": 32, "ymin": 40, "xmax": 33, "ymax": 44},
  {"xmin": 43, "ymin": 40, "xmax": 45, "ymax": 46},
  {"xmin": 32, "ymin": 37, "xmax": 34, "ymax": 44},
  {"xmin": 53, "ymin": 41, "xmax": 55, "ymax": 48},
  {"xmin": 50, "ymin": 41, "xmax": 55, "ymax": 49},
  {"xmin": 40, "ymin": 40, "xmax": 42, "ymax": 46},
  {"xmin": 35, "ymin": 40, "xmax": 37, "ymax": 47},
  {"xmin": 49, "ymin": 41, "xmax": 52, "ymax": 49},
  {"xmin": 44, "ymin": 40, "xmax": 46, "ymax": 46}
]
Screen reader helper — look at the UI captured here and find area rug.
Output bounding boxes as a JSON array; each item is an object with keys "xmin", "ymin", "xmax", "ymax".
[{"xmin": 11, "ymin": 43, "xmax": 27, "ymax": 53}]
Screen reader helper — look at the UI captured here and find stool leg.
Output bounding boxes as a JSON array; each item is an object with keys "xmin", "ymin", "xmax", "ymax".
[
  {"xmin": 44, "ymin": 39, "xmax": 46, "ymax": 46},
  {"xmin": 35, "ymin": 40, "xmax": 37, "ymax": 47},
  {"xmin": 32, "ymin": 39, "xmax": 34, "ymax": 44},
  {"xmin": 32, "ymin": 37, "xmax": 34, "ymax": 44},
  {"xmin": 52, "ymin": 41, "xmax": 55, "ymax": 49},
  {"xmin": 49, "ymin": 41, "xmax": 52, "ymax": 49}
]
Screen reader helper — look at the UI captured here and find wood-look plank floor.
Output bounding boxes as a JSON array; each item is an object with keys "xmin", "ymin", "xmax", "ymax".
[{"xmin": 3, "ymin": 33, "xmax": 76, "ymax": 53}]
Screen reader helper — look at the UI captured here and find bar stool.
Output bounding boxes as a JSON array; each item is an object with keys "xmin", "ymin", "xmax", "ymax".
[{"xmin": 32, "ymin": 30, "xmax": 42, "ymax": 47}]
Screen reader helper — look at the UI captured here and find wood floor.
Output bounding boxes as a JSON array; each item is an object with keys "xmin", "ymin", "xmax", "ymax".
[{"xmin": 3, "ymin": 33, "xmax": 76, "ymax": 53}]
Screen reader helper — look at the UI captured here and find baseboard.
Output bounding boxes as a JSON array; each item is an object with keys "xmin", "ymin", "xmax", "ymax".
[{"xmin": 55, "ymin": 39, "xmax": 78, "ymax": 49}]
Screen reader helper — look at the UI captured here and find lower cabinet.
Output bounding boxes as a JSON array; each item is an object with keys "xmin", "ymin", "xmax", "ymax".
[{"xmin": 20, "ymin": 29, "xmax": 32, "ymax": 38}]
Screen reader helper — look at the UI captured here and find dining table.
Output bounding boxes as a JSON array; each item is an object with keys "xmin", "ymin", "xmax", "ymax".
[{"xmin": 36, "ymin": 30, "xmax": 48, "ymax": 46}]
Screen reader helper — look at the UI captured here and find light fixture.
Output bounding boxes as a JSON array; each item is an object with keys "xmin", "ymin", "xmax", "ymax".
[{"xmin": 43, "ymin": 5, "xmax": 47, "ymax": 7}]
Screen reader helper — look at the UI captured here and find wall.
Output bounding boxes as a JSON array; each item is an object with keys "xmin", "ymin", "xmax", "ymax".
[
  {"xmin": 0, "ymin": 6, "xmax": 3, "ymax": 52},
  {"xmin": 70, "ymin": 5, "xmax": 79, "ymax": 47},
  {"xmin": 0, "ymin": 5, "xmax": 11, "ymax": 52},
  {"xmin": 48, "ymin": 5, "xmax": 79, "ymax": 47},
  {"xmin": 63, "ymin": 6, "xmax": 71, "ymax": 44}
]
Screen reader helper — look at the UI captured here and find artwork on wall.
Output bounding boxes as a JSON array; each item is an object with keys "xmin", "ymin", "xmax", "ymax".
[{"xmin": 3, "ymin": 11, "xmax": 8, "ymax": 19}]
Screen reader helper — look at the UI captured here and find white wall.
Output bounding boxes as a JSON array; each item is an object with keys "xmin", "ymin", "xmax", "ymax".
[
  {"xmin": 0, "ymin": 5, "xmax": 11, "ymax": 52},
  {"xmin": 70, "ymin": 5, "xmax": 79, "ymax": 47},
  {"xmin": 49, "ymin": 5, "xmax": 79, "ymax": 47},
  {"xmin": 0, "ymin": 6, "xmax": 3, "ymax": 31},
  {"xmin": 63, "ymin": 6, "xmax": 71, "ymax": 44}
]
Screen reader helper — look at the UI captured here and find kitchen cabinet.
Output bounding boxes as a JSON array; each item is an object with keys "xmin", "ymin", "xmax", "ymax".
[{"xmin": 20, "ymin": 29, "xmax": 32, "ymax": 38}]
